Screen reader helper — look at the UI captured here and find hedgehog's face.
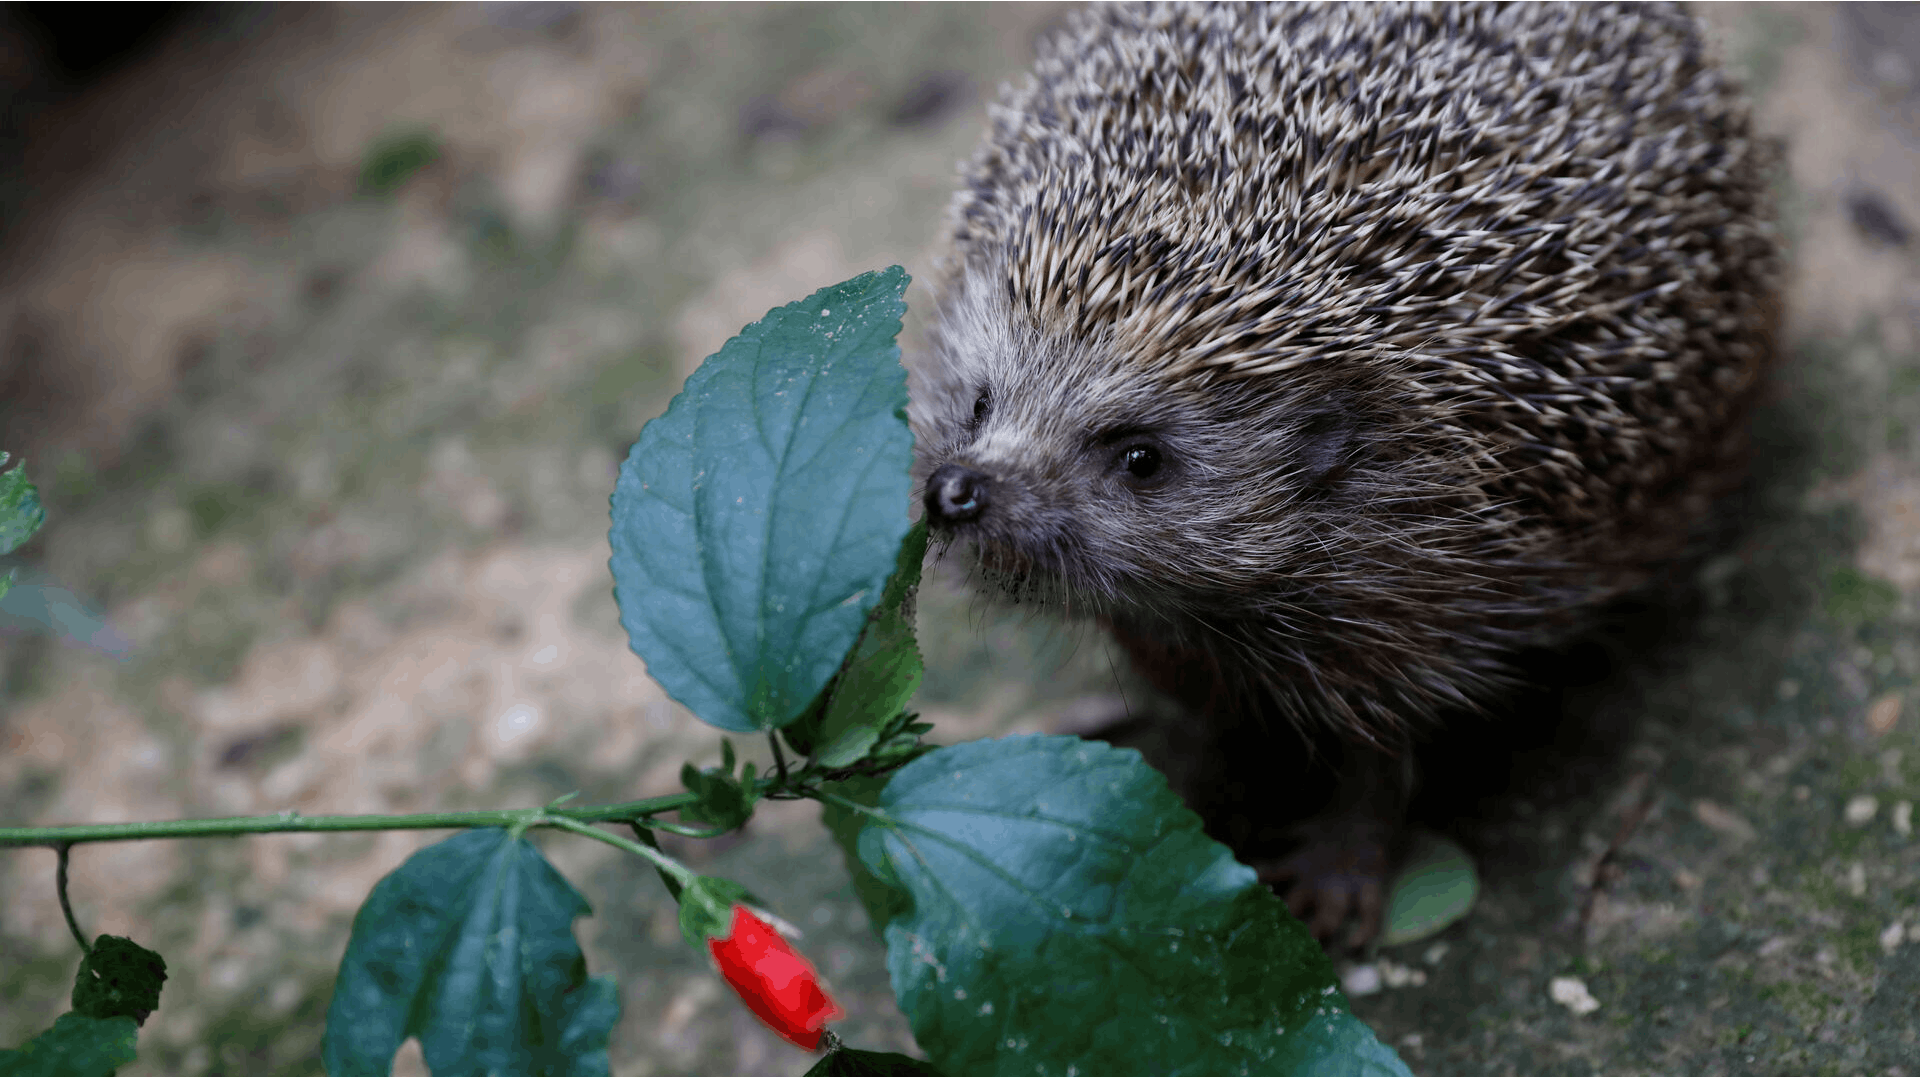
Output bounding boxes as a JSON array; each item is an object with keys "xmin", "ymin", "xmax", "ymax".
[{"xmin": 909, "ymin": 269, "xmax": 1364, "ymax": 622}]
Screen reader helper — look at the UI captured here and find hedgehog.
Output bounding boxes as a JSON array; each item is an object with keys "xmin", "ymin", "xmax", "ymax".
[{"xmin": 908, "ymin": 0, "xmax": 1780, "ymax": 946}]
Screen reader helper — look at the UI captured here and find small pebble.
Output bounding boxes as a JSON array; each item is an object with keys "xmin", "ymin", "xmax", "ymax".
[
  {"xmin": 1873, "ymin": 47, "xmax": 1915, "ymax": 91},
  {"xmin": 1894, "ymin": 800, "xmax": 1913, "ymax": 837},
  {"xmin": 1695, "ymin": 799, "xmax": 1757, "ymax": 841},
  {"xmin": 1341, "ymin": 963, "xmax": 1383, "ymax": 997},
  {"xmin": 1423, "ymin": 942, "xmax": 1449, "ymax": 966},
  {"xmin": 1847, "ymin": 861, "xmax": 1867, "ymax": 898},
  {"xmin": 1845, "ymin": 795, "xmax": 1880, "ymax": 825},
  {"xmin": 1550, "ymin": 976, "xmax": 1600, "ymax": 1015},
  {"xmin": 1881, "ymin": 922, "xmax": 1906, "ymax": 954},
  {"xmin": 1378, "ymin": 959, "xmax": 1427, "ymax": 988},
  {"xmin": 1867, "ymin": 691, "xmax": 1903, "ymax": 736}
]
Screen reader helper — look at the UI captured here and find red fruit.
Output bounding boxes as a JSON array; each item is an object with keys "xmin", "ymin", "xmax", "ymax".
[{"xmin": 707, "ymin": 905, "xmax": 844, "ymax": 1050}]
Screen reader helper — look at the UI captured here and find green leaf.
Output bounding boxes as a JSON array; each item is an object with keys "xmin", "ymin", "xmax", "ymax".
[
  {"xmin": 857, "ymin": 736, "xmax": 1413, "ymax": 1077},
  {"xmin": 609, "ymin": 267, "xmax": 914, "ymax": 732},
  {"xmin": 0, "ymin": 453, "xmax": 46, "ymax": 558},
  {"xmin": 71, "ymin": 935, "xmax": 167, "ymax": 1025},
  {"xmin": 679, "ymin": 760, "xmax": 756, "ymax": 832},
  {"xmin": 322, "ymin": 828, "xmax": 620, "ymax": 1077},
  {"xmin": 797, "ymin": 522, "xmax": 928, "ymax": 767},
  {"xmin": 1379, "ymin": 831, "xmax": 1478, "ymax": 947},
  {"xmin": 0, "ymin": 565, "xmax": 125, "ymax": 654},
  {"xmin": 0, "ymin": 1012, "xmax": 138, "ymax": 1077},
  {"xmin": 358, "ymin": 128, "xmax": 441, "ymax": 195},
  {"xmin": 1825, "ymin": 564, "xmax": 1899, "ymax": 624},
  {"xmin": 863, "ymin": 712, "xmax": 937, "ymax": 769},
  {"xmin": 677, "ymin": 875, "xmax": 751, "ymax": 949},
  {"xmin": 804, "ymin": 1047, "xmax": 950, "ymax": 1076}
]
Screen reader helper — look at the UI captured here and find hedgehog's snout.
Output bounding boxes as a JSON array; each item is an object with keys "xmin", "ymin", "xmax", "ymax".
[{"xmin": 924, "ymin": 463, "xmax": 992, "ymax": 526}]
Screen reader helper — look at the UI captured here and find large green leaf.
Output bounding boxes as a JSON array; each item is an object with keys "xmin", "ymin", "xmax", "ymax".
[
  {"xmin": 0, "ymin": 1013, "xmax": 138, "ymax": 1077},
  {"xmin": 322, "ymin": 828, "xmax": 620, "ymax": 1077},
  {"xmin": 856, "ymin": 736, "xmax": 1412, "ymax": 1077},
  {"xmin": 609, "ymin": 267, "xmax": 914, "ymax": 732}
]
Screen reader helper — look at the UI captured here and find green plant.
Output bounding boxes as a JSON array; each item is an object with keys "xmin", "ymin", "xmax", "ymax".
[{"xmin": 0, "ymin": 268, "xmax": 1410, "ymax": 1076}]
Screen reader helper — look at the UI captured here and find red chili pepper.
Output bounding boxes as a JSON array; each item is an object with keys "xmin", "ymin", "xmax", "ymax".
[{"xmin": 706, "ymin": 904, "xmax": 844, "ymax": 1050}]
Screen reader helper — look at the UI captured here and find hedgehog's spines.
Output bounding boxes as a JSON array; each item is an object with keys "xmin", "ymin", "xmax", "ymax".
[{"xmin": 912, "ymin": 1, "xmax": 1779, "ymax": 742}]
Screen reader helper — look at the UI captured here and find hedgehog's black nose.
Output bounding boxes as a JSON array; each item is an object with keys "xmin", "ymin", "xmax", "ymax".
[{"xmin": 925, "ymin": 464, "xmax": 991, "ymax": 525}]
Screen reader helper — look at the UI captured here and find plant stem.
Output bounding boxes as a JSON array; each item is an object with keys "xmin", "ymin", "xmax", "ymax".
[
  {"xmin": 630, "ymin": 823, "xmax": 685, "ymax": 901},
  {"xmin": 769, "ymin": 731, "xmax": 791, "ymax": 783},
  {"xmin": 545, "ymin": 815, "xmax": 696, "ymax": 888},
  {"xmin": 811, "ymin": 788, "xmax": 888, "ymax": 822},
  {"xmin": 0, "ymin": 792, "xmax": 700, "ymax": 848},
  {"xmin": 55, "ymin": 843, "xmax": 89, "ymax": 954}
]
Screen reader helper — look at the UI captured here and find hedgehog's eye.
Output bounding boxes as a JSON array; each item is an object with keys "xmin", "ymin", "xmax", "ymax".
[
  {"xmin": 970, "ymin": 390, "xmax": 992, "ymax": 428},
  {"xmin": 1120, "ymin": 444, "xmax": 1162, "ymax": 480}
]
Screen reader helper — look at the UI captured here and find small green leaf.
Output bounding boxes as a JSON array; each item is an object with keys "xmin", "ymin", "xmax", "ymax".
[
  {"xmin": 804, "ymin": 1047, "xmax": 950, "ymax": 1076},
  {"xmin": 0, "ymin": 566, "xmax": 124, "ymax": 654},
  {"xmin": 358, "ymin": 128, "xmax": 441, "ymax": 195},
  {"xmin": 677, "ymin": 875, "xmax": 751, "ymax": 949},
  {"xmin": 322, "ymin": 828, "xmax": 620, "ymax": 1077},
  {"xmin": 680, "ymin": 761, "xmax": 756, "ymax": 831},
  {"xmin": 609, "ymin": 267, "xmax": 914, "ymax": 732},
  {"xmin": 0, "ymin": 453, "xmax": 46, "ymax": 557},
  {"xmin": 857, "ymin": 736, "xmax": 1413, "ymax": 1077},
  {"xmin": 1825, "ymin": 565, "xmax": 1899, "ymax": 624},
  {"xmin": 0, "ymin": 1012, "xmax": 138, "ymax": 1077},
  {"xmin": 799, "ymin": 522, "xmax": 928, "ymax": 767},
  {"xmin": 71, "ymin": 936, "xmax": 167, "ymax": 1025},
  {"xmin": 1379, "ymin": 831, "xmax": 1478, "ymax": 947},
  {"xmin": 863, "ymin": 710, "xmax": 937, "ymax": 769}
]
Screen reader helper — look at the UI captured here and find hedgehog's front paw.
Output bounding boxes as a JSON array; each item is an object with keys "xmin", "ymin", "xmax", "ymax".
[{"xmin": 1257, "ymin": 817, "xmax": 1396, "ymax": 951}]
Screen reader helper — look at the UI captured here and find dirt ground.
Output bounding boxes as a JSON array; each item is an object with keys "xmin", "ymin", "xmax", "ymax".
[{"xmin": 0, "ymin": 4, "xmax": 1916, "ymax": 1076}]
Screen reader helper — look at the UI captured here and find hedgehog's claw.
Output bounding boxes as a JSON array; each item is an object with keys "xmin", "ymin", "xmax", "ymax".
[{"xmin": 1258, "ymin": 818, "xmax": 1392, "ymax": 951}]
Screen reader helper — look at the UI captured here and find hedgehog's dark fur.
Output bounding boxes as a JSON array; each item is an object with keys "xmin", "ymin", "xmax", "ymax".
[{"xmin": 910, "ymin": 1, "xmax": 1779, "ymax": 940}]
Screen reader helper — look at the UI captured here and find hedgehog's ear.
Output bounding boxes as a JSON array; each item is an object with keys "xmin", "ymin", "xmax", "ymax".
[{"xmin": 1294, "ymin": 400, "xmax": 1365, "ymax": 493}]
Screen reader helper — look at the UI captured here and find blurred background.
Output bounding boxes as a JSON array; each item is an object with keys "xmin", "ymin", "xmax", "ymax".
[{"xmin": 0, "ymin": 4, "xmax": 1916, "ymax": 1075}]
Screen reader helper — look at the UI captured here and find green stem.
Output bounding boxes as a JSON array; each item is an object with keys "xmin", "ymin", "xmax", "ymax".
[
  {"xmin": 769, "ymin": 731, "xmax": 790, "ymax": 783},
  {"xmin": 630, "ymin": 824, "xmax": 684, "ymax": 901},
  {"xmin": 55, "ymin": 844, "xmax": 89, "ymax": 954},
  {"xmin": 811, "ymin": 788, "xmax": 889, "ymax": 822},
  {"xmin": 544, "ymin": 815, "xmax": 697, "ymax": 888},
  {"xmin": 646, "ymin": 821, "xmax": 733, "ymax": 839},
  {"xmin": 0, "ymin": 792, "xmax": 700, "ymax": 848}
]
